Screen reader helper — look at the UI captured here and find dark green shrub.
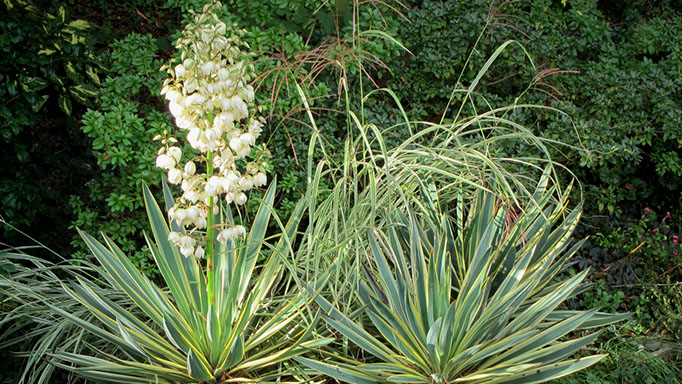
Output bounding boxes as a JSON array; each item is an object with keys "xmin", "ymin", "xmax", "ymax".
[
  {"xmin": 70, "ymin": 32, "xmax": 171, "ymax": 277},
  {"xmin": 0, "ymin": 0, "xmax": 102, "ymax": 252}
]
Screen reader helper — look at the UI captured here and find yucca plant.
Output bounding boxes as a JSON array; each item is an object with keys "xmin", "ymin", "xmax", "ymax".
[
  {"xmin": 296, "ymin": 175, "xmax": 629, "ymax": 383},
  {"xmin": 39, "ymin": 180, "xmax": 325, "ymax": 383}
]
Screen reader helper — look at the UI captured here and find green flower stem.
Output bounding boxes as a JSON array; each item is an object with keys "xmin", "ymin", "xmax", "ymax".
[{"xmin": 206, "ymin": 150, "xmax": 215, "ymax": 304}]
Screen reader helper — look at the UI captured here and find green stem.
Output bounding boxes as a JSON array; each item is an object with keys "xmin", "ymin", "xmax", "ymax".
[{"xmin": 206, "ymin": 151, "xmax": 215, "ymax": 304}]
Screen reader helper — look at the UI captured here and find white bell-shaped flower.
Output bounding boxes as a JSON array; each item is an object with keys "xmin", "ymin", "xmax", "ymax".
[
  {"xmin": 229, "ymin": 137, "xmax": 242, "ymax": 153},
  {"xmin": 239, "ymin": 177, "xmax": 253, "ymax": 190},
  {"xmin": 201, "ymin": 61, "xmax": 216, "ymax": 75},
  {"xmin": 156, "ymin": 154, "xmax": 175, "ymax": 170},
  {"xmin": 168, "ymin": 168, "xmax": 182, "ymax": 184},
  {"xmin": 165, "ymin": 88, "xmax": 182, "ymax": 102},
  {"xmin": 167, "ymin": 147, "xmax": 182, "ymax": 162},
  {"xmin": 235, "ymin": 192, "xmax": 247, "ymax": 205},
  {"xmin": 237, "ymin": 146, "xmax": 250, "ymax": 158},
  {"xmin": 253, "ymin": 172, "xmax": 267, "ymax": 187},
  {"xmin": 234, "ymin": 225, "xmax": 246, "ymax": 237},
  {"xmin": 180, "ymin": 246, "xmax": 194, "ymax": 258},
  {"xmin": 175, "ymin": 64, "xmax": 187, "ymax": 78},
  {"xmin": 168, "ymin": 231, "xmax": 180, "ymax": 244}
]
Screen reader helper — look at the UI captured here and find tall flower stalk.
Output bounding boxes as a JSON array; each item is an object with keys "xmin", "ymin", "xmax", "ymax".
[{"xmin": 157, "ymin": 2, "xmax": 268, "ymax": 303}]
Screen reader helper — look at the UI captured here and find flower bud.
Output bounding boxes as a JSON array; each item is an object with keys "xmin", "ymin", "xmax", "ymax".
[
  {"xmin": 243, "ymin": 87, "xmax": 254, "ymax": 102},
  {"xmin": 201, "ymin": 30, "xmax": 212, "ymax": 44},
  {"xmin": 240, "ymin": 103, "xmax": 249, "ymax": 116},
  {"xmin": 249, "ymin": 119, "xmax": 263, "ymax": 136},
  {"xmin": 216, "ymin": 22, "xmax": 226, "ymax": 35},
  {"xmin": 213, "ymin": 36, "xmax": 227, "ymax": 51},
  {"xmin": 184, "ymin": 161, "xmax": 196, "ymax": 175}
]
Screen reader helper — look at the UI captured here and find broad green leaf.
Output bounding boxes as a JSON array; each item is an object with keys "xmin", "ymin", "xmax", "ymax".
[
  {"xmin": 387, "ymin": 374, "xmax": 431, "ymax": 383},
  {"xmin": 143, "ymin": 184, "xmax": 206, "ymax": 324},
  {"xmin": 58, "ymin": 93, "xmax": 72, "ymax": 115},
  {"xmin": 67, "ymin": 19, "xmax": 90, "ymax": 30},
  {"xmin": 187, "ymin": 349, "xmax": 213, "ymax": 381}
]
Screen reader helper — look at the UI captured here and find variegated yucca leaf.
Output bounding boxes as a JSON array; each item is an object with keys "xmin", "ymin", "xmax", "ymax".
[
  {"xmin": 297, "ymin": 176, "xmax": 628, "ymax": 384},
  {"xmin": 49, "ymin": 180, "xmax": 327, "ymax": 383}
]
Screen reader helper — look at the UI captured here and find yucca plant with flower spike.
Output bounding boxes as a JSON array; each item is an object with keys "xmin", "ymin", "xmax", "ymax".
[{"xmin": 42, "ymin": 3, "xmax": 328, "ymax": 383}]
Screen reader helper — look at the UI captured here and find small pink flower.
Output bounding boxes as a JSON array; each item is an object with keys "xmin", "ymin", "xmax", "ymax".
[
  {"xmin": 644, "ymin": 208, "xmax": 651, "ymax": 215},
  {"xmin": 652, "ymin": 228, "xmax": 658, "ymax": 234},
  {"xmin": 664, "ymin": 212, "xmax": 672, "ymax": 220},
  {"xmin": 673, "ymin": 236, "xmax": 679, "ymax": 244}
]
